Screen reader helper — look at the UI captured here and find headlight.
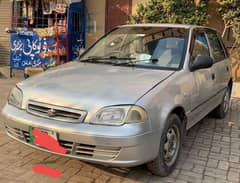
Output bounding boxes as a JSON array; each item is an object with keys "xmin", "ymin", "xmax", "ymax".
[
  {"xmin": 8, "ymin": 86, "xmax": 23, "ymax": 109},
  {"xmin": 91, "ymin": 105, "xmax": 148, "ymax": 126}
]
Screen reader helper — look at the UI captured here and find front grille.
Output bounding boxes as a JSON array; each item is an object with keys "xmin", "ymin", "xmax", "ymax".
[
  {"xmin": 59, "ymin": 140, "xmax": 121, "ymax": 160},
  {"xmin": 27, "ymin": 101, "xmax": 87, "ymax": 123},
  {"xmin": 22, "ymin": 130, "xmax": 31, "ymax": 143},
  {"xmin": 59, "ymin": 140, "xmax": 74, "ymax": 154},
  {"xmin": 5, "ymin": 125, "xmax": 25, "ymax": 141},
  {"xmin": 75, "ymin": 144, "xmax": 121, "ymax": 160},
  {"xmin": 5, "ymin": 125, "xmax": 121, "ymax": 161}
]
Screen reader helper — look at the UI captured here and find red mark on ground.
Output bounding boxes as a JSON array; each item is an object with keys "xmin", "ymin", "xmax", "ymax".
[
  {"xmin": 31, "ymin": 129, "xmax": 67, "ymax": 178},
  {"xmin": 32, "ymin": 129, "xmax": 67, "ymax": 154},
  {"xmin": 33, "ymin": 165, "xmax": 62, "ymax": 178}
]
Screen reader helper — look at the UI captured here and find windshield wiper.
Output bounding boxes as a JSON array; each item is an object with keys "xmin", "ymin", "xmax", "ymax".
[
  {"xmin": 79, "ymin": 56, "xmax": 161, "ymax": 67},
  {"xmin": 79, "ymin": 56, "xmax": 136, "ymax": 64},
  {"xmin": 106, "ymin": 56, "xmax": 136, "ymax": 60},
  {"xmin": 80, "ymin": 56, "xmax": 106, "ymax": 62},
  {"xmin": 113, "ymin": 58, "xmax": 159, "ymax": 66}
]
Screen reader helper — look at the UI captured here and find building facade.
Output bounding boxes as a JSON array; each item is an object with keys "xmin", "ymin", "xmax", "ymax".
[
  {"xmin": 0, "ymin": 0, "xmax": 235, "ymax": 66},
  {"xmin": 0, "ymin": 0, "xmax": 11, "ymax": 66}
]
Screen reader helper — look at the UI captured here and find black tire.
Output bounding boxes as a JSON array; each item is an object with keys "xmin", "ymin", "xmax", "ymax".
[
  {"xmin": 212, "ymin": 87, "xmax": 231, "ymax": 119},
  {"xmin": 147, "ymin": 114, "xmax": 182, "ymax": 176}
]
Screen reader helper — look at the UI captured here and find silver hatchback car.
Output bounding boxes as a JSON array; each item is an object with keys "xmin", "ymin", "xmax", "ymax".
[{"xmin": 2, "ymin": 24, "xmax": 232, "ymax": 176}]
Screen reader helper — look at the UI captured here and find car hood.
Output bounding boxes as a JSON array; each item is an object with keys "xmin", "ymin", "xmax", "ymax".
[{"xmin": 19, "ymin": 62, "xmax": 175, "ymax": 118}]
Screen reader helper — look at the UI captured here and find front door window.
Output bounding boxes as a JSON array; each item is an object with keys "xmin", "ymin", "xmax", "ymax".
[{"xmin": 190, "ymin": 30, "xmax": 210, "ymax": 64}]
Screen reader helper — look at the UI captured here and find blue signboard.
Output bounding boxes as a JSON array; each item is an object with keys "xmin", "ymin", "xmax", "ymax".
[
  {"xmin": 10, "ymin": 32, "xmax": 55, "ymax": 69},
  {"xmin": 10, "ymin": 0, "xmax": 86, "ymax": 73}
]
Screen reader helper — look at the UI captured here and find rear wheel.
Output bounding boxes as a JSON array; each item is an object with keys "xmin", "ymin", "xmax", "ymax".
[
  {"xmin": 147, "ymin": 114, "xmax": 182, "ymax": 176},
  {"xmin": 212, "ymin": 87, "xmax": 231, "ymax": 119}
]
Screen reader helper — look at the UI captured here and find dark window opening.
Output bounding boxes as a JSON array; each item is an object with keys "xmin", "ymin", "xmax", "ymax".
[{"xmin": 72, "ymin": 12, "xmax": 82, "ymax": 32}]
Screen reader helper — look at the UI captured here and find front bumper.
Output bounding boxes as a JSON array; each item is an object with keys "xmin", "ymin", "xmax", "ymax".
[{"xmin": 1, "ymin": 104, "xmax": 160, "ymax": 167}]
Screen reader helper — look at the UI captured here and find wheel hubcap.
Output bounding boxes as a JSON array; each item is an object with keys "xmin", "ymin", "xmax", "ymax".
[
  {"xmin": 163, "ymin": 125, "xmax": 180, "ymax": 167},
  {"xmin": 223, "ymin": 89, "xmax": 230, "ymax": 113}
]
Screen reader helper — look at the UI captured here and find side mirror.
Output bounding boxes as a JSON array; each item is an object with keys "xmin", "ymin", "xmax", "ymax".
[{"xmin": 190, "ymin": 55, "xmax": 213, "ymax": 71}]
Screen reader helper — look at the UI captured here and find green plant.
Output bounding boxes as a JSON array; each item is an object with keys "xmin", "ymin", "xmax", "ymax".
[
  {"xmin": 130, "ymin": 0, "xmax": 209, "ymax": 25},
  {"xmin": 219, "ymin": 0, "xmax": 240, "ymax": 45}
]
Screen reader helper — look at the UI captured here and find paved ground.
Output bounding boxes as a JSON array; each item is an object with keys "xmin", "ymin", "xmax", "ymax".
[{"xmin": 0, "ymin": 72, "xmax": 240, "ymax": 183}]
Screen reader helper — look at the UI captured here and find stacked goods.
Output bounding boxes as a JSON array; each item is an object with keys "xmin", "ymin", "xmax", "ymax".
[
  {"xmin": 34, "ymin": 27, "xmax": 55, "ymax": 37},
  {"xmin": 39, "ymin": 47, "xmax": 66, "ymax": 58},
  {"xmin": 39, "ymin": 49, "xmax": 57, "ymax": 58}
]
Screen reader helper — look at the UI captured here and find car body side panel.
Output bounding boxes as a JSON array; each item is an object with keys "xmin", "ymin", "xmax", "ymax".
[
  {"xmin": 136, "ymin": 70, "xmax": 193, "ymax": 138},
  {"xmin": 183, "ymin": 27, "xmax": 231, "ymax": 129},
  {"xmin": 213, "ymin": 58, "xmax": 232, "ymax": 90},
  {"xmin": 187, "ymin": 68, "xmax": 217, "ymax": 129},
  {"xmin": 187, "ymin": 89, "xmax": 224, "ymax": 129}
]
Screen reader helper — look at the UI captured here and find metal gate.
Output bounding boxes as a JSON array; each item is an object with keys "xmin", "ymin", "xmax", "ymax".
[{"xmin": 0, "ymin": 0, "xmax": 11, "ymax": 66}]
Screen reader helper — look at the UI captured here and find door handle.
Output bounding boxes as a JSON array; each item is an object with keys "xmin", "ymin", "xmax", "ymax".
[{"xmin": 211, "ymin": 73, "xmax": 215, "ymax": 80}]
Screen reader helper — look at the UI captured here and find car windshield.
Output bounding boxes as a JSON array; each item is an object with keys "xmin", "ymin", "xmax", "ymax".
[{"xmin": 80, "ymin": 26, "xmax": 189, "ymax": 70}]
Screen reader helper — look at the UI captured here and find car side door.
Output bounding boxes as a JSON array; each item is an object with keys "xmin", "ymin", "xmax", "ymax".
[
  {"xmin": 187, "ymin": 29, "xmax": 216, "ymax": 129},
  {"xmin": 205, "ymin": 29, "xmax": 231, "ymax": 93}
]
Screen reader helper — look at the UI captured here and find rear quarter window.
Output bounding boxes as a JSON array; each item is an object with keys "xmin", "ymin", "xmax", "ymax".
[{"xmin": 206, "ymin": 30, "xmax": 227, "ymax": 62}]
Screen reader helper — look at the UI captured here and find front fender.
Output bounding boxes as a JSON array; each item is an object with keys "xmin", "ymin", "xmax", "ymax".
[{"xmin": 136, "ymin": 71, "xmax": 193, "ymax": 149}]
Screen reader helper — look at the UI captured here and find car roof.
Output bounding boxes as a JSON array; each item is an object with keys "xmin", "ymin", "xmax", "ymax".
[{"xmin": 118, "ymin": 23, "xmax": 217, "ymax": 32}]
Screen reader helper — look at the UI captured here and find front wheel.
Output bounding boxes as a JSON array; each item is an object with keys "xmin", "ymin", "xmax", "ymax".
[{"xmin": 147, "ymin": 114, "xmax": 182, "ymax": 176}]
